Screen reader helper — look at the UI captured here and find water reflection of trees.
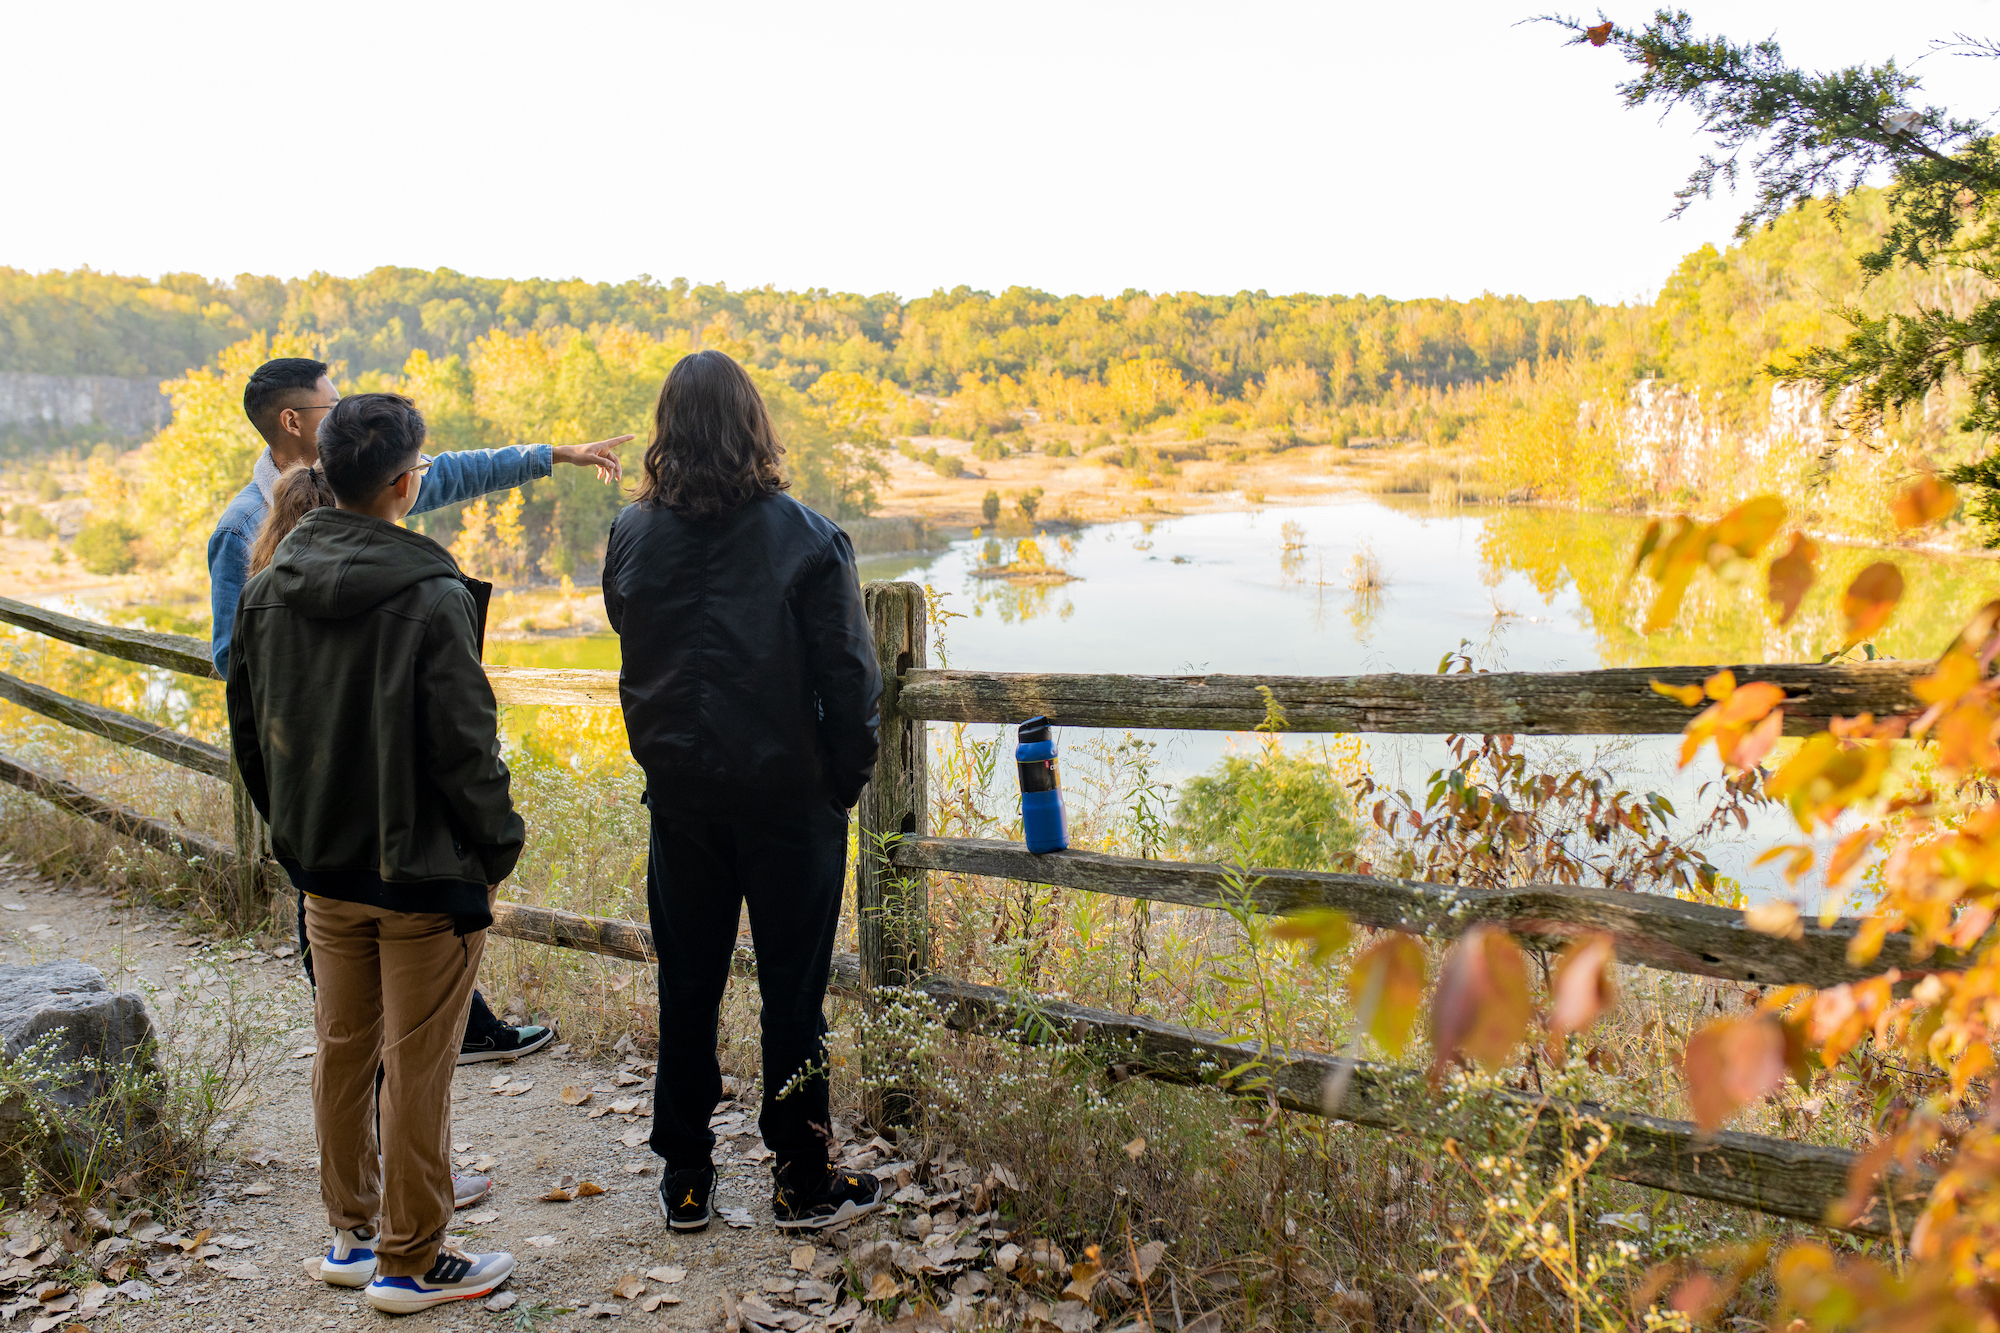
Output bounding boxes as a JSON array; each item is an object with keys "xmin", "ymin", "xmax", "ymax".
[
  {"xmin": 1477, "ymin": 510, "xmax": 2000, "ymax": 665},
  {"xmin": 967, "ymin": 577, "xmax": 1075, "ymax": 623}
]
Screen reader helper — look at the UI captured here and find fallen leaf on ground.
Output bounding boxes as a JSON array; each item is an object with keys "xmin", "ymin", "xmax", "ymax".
[
  {"xmin": 584, "ymin": 1302, "xmax": 622, "ymax": 1318},
  {"xmin": 483, "ymin": 1292, "xmax": 517, "ymax": 1312},
  {"xmin": 719, "ymin": 1207, "xmax": 755, "ymax": 1228},
  {"xmin": 462, "ymin": 1211, "xmax": 497, "ymax": 1225},
  {"xmin": 539, "ymin": 1187, "xmax": 573, "ymax": 1202},
  {"xmin": 559, "ymin": 1086, "xmax": 593, "ymax": 1106},
  {"xmin": 866, "ymin": 1272, "xmax": 904, "ymax": 1301},
  {"xmin": 791, "ymin": 1245, "xmax": 815, "ymax": 1271},
  {"xmin": 1122, "ymin": 1137, "xmax": 1145, "ymax": 1161},
  {"xmin": 646, "ymin": 1266, "xmax": 687, "ymax": 1284},
  {"xmin": 641, "ymin": 1292, "xmax": 682, "ymax": 1311},
  {"xmin": 498, "ymin": 1082, "xmax": 533, "ymax": 1097},
  {"xmin": 240, "ymin": 1183, "xmax": 273, "ymax": 1197},
  {"xmin": 611, "ymin": 1274, "xmax": 645, "ymax": 1300},
  {"xmin": 488, "ymin": 1074, "xmax": 511, "ymax": 1090},
  {"xmin": 289, "ymin": 1047, "xmax": 315, "ymax": 1059},
  {"xmin": 618, "ymin": 1126, "xmax": 649, "ymax": 1149},
  {"xmin": 202, "ymin": 1260, "xmax": 260, "ymax": 1280},
  {"xmin": 524, "ymin": 1235, "xmax": 558, "ymax": 1248},
  {"xmin": 212, "ymin": 1236, "xmax": 255, "ymax": 1250},
  {"xmin": 575, "ymin": 1181, "xmax": 605, "ymax": 1198}
]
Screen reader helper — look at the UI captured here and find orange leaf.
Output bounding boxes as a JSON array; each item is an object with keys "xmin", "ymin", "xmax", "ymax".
[
  {"xmin": 1547, "ymin": 933, "xmax": 1617, "ymax": 1042},
  {"xmin": 1825, "ymin": 827, "xmax": 1876, "ymax": 888},
  {"xmin": 1841, "ymin": 562, "xmax": 1903, "ymax": 647},
  {"xmin": 1766, "ymin": 533, "xmax": 1817, "ymax": 626},
  {"xmin": 1715, "ymin": 681, "xmax": 1783, "ymax": 724},
  {"xmin": 1431, "ymin": 925, "xmax": 1531, "ymax": 1077},
  {"xmin": 1346, "ymin": 933, "xmax": 1426, "ymax": 1057},
  {"xmin": 1681, "ymin": 1015, "xmax": 1788, "ymax": 1131},
  {"xmin": 1725, "ymin": 708, "xmax": 1784, "ymax": 771},
  {"xmin": 1643, "ymin": 517, "xmax": 1711, "ymax": 633},
  {"xmin": 1744, "ymin": 900, "xmax": 1803, "ymax": 940},
  {"xmin": 1891, "ymin": 474, "xmax": 1957, "ymax": 529},
  {"xmin": 1651, "ymin": 679, "xmax": 1704, "ymax": 707},
  {"xmin": 1913, "ymin": 648, "xmax": 1979, "ymax": 707},
  {"xmin": 1713, "ymin": 496, "xmax": 1787, "ymax": 560},
  {"xmin": 1630, "ymin": 518, "xmax": 1663, "ymax": 572},
  {"xmin": 1271, "ymin": 909, "xmax": 1351, "ymax": 963},
  {"xmin": 1584, "ymin": 20, "xmax": 1613, "ymax": 45},
  {"xmin": 1703, "ymin": 669, "xmax": 1737, "ymax": 702}
]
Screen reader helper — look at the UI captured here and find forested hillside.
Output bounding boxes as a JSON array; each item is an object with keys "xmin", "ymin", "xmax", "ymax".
[{"xmin": 0, "ymin": 266, "xmax": 1632, "ymax": 408}]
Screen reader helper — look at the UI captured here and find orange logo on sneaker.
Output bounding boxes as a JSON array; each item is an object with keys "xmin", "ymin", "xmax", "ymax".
[{"xmin": 681, "ymin": 1191, "xmax": 696, "ymax": 1208}]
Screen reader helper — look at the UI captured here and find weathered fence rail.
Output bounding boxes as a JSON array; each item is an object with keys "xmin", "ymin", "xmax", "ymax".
[{"xmin": 0, "ymin": 586, "xmax": 1940, "ymax": 1238}]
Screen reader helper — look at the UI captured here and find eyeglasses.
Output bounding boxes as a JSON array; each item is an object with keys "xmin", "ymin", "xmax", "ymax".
[
  {"xmin": 397, "ymin": 453, "xmax": 434, "ymax": 482},
  {"xmin": 288, "ymin": 401, "xmax": 339, "ymax": 416}
]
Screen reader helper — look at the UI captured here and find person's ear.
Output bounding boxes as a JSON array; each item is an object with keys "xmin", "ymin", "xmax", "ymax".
[{"xmin": 391, "ymin": 470, "xmax": 416, "ymax": 501}]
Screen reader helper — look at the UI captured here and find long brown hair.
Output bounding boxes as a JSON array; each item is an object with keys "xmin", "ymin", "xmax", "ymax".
[
  {"xmin": 635, "ymin": 350, "xmax": 787, "ymax": 519},
  {"xmin": 249, "ymin": 464, "xmax": 337, "ymax": 573}
]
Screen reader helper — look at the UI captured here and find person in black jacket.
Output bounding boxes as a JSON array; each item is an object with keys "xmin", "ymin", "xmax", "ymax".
[{"xmin": 604, "ymin": 350, "xmax": 884, "ymax": 1233}]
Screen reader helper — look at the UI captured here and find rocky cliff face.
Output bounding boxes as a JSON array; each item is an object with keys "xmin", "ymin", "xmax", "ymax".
[
  {"xmin": 0, "ymin": 374, "xmax": 169, "ymax": 438},
  {"xmin": 1617, "ymin": 379, "xmax": 1830, "ymax": 502}
]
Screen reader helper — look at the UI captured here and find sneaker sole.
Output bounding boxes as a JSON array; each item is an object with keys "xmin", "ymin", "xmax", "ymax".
[
  {"xmin": 658, "ymin": 1185, "xmax": 710, "ymax": 1232},
  {"xmin": 775, "ymin": 1198, "xmax": 884, "ymax": 1232},
  {"xmin": 456, "ymin": 1027, "xmax": 556, "ymax": 1066},
  {"xmin": 453, "ymin": 1179, "xmax": 493, "ymax": 1210},
  {"xmin": 320, "ymin": 1262, "xmax": 377, "ymax": 1288},
  {"xmin": 364, "ymin": 1281, "xmax": 505, "ymax": 1314}
]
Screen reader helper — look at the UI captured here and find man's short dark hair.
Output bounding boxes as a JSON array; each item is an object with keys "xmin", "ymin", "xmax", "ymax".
[
  {"xmin": 243, "ymin": 358, "xmax": 330, "ymax": 441},
  {"xmin": 318, "ymin": 394, "xmax": 426, "ymax": 503}
]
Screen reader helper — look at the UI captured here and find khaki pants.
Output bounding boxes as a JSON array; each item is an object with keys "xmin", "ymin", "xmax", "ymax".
[{"xmin": 305, "ymin": 895, "xmax": 486, "ymax": 1277}]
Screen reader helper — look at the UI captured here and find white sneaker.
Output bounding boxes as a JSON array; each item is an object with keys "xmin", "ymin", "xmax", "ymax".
[
  {"xmin": 319, "ymin": 1226, "xmax": 378, "ymax": 1287},
  {"xmin": 364, "ymin": 1245, "xmax": 515, "ymax": 1313},
  {"xmin": 454, "ymin": 1171, "xmax": 492, "ymax": 1209}
]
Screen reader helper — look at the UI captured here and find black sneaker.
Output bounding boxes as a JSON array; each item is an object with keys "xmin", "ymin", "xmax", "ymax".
[
  {"xmin": 660, "ymin": 1166, "xmax": 714, "ymax": 1232},
  {"xmin": 772, "ymin": 1163, "xmax": 883, "ymax": 1231},
  {"xmin": 458, "ymin": 992, "xmax": 555, "ymax": 1065}
]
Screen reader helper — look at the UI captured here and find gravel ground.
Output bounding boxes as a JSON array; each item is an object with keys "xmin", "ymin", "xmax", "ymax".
[{"xmin": 0, "ymin": 865, "xmax": 915, "ymax": 1333}]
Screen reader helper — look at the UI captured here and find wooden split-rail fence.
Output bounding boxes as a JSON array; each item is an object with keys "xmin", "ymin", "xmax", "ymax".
[{"xmin": 0, "ymin": 584, "xmax": 1948, "ymax": 1239}]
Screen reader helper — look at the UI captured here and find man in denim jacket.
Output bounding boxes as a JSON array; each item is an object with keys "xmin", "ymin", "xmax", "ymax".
[{"xmin": 206, "ymin": 357, "xmax": 631, "ymax": 680}]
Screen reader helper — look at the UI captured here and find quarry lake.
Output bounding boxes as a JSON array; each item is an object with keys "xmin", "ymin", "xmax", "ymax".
[{"xmin": 486, "ymin": 498, "xmax": 2000, "ymax": 904}]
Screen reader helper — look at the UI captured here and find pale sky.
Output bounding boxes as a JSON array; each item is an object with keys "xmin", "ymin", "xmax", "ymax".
[{"xmin": 2, "ymin": 1, "xmax": 1996, "ymax": 305}]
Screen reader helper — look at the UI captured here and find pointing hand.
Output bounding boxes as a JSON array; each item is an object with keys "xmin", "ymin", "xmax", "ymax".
[{"xmin": 553, "ymin": 435, "xmax": 636, "ymax": 484}]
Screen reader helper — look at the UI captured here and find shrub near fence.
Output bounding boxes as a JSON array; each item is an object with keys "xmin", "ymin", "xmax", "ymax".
[{"xmin": 0, "ymin": 584, "xmax": 1943, "ymax": 1239}]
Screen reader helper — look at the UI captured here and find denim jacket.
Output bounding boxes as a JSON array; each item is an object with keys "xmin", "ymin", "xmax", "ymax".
[{"xmin": 206, "ymin": 444, "xmax": 552, "ymax": 678}]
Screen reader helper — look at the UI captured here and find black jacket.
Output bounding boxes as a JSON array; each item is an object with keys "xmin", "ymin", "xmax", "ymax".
[
  {"xmin": 226, "ymin": 507, "xmax": 524, "ymax": 920},
  {"xmin": 603, "ymin": 492, "xmax": 881, "ymax": 819}
]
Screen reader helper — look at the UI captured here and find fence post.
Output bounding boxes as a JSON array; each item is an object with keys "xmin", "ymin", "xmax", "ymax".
[
  {"xmin": 858, "ymin": 581, "xmax": 929, "ymax": 986},
  {"xmin": 857, "ymin": 581, "xmax": 928, "ymax": 1128},
  {"xmin": 228, "ymin": 760, "xmax": 271, "ymax": 927}
]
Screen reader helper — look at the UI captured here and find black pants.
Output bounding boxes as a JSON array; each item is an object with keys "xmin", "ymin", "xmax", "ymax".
[{"xmin": 647, "ymin": 801, "xmax": 848, "ymax": 1176}]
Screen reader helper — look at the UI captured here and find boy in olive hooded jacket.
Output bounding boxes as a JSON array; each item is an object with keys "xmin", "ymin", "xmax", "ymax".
[{"xmin": 227, "ymin": 393, "xmax": 519, "ymax": 1314}]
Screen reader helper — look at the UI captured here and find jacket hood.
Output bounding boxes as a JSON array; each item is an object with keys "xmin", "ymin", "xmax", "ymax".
[{"xmin": 268, "ymin": 508, "xmax": 462, "ymax": 620}]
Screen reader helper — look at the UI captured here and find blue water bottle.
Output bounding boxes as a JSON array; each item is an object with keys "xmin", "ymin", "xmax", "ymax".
[{"xmin": 1017, "ymin": 715, "xmax": 1067, "ymax": 853}]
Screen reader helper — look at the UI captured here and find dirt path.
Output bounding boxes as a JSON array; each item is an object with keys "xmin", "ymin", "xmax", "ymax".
[{"xmin": 0, "ymin": 871, "xmax": 919, "ymax": 1333}]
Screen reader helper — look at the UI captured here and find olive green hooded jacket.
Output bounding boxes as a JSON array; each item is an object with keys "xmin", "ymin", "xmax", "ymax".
[{"xmin": 226, "ymin": 507, "xmax": 522, "ymax": 921}]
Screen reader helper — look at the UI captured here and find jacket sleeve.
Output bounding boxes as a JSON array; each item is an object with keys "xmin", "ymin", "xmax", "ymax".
[
  {"xmin": 411, "ymin": 445, "xmax": 554, "ymax": 516},
  {"xmin": 223, "ymin": 605, "xmax": 270, "ymax": 823},
  {"xmin": 207, "ymin": 522, "xmax": 248, "ymax": 679},
  {"xmin": 601, "ymin": 517, "xmax": 625, "ymax": 635},
  {"xmin": 798, "ymin": 530, "xmax": 882, "ymax": 808},
  {"xmin": 416, "ymin": 585, "xmax": 528, "ymax": 883}
]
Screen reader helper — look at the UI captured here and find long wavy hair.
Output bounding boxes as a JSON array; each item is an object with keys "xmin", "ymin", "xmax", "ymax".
[
  {"xmin": 635, "ymin": 350, "xmax": 787, "ymax": 519},
  {"xmin": 249, "ymin": 464, "xmax": 337, "ymax": 573}
]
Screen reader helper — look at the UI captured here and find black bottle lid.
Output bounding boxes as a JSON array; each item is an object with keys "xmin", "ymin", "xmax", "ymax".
[{"xmin": 1018, "ymin": 716, "xmax": 1050, "ymax": 744}]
